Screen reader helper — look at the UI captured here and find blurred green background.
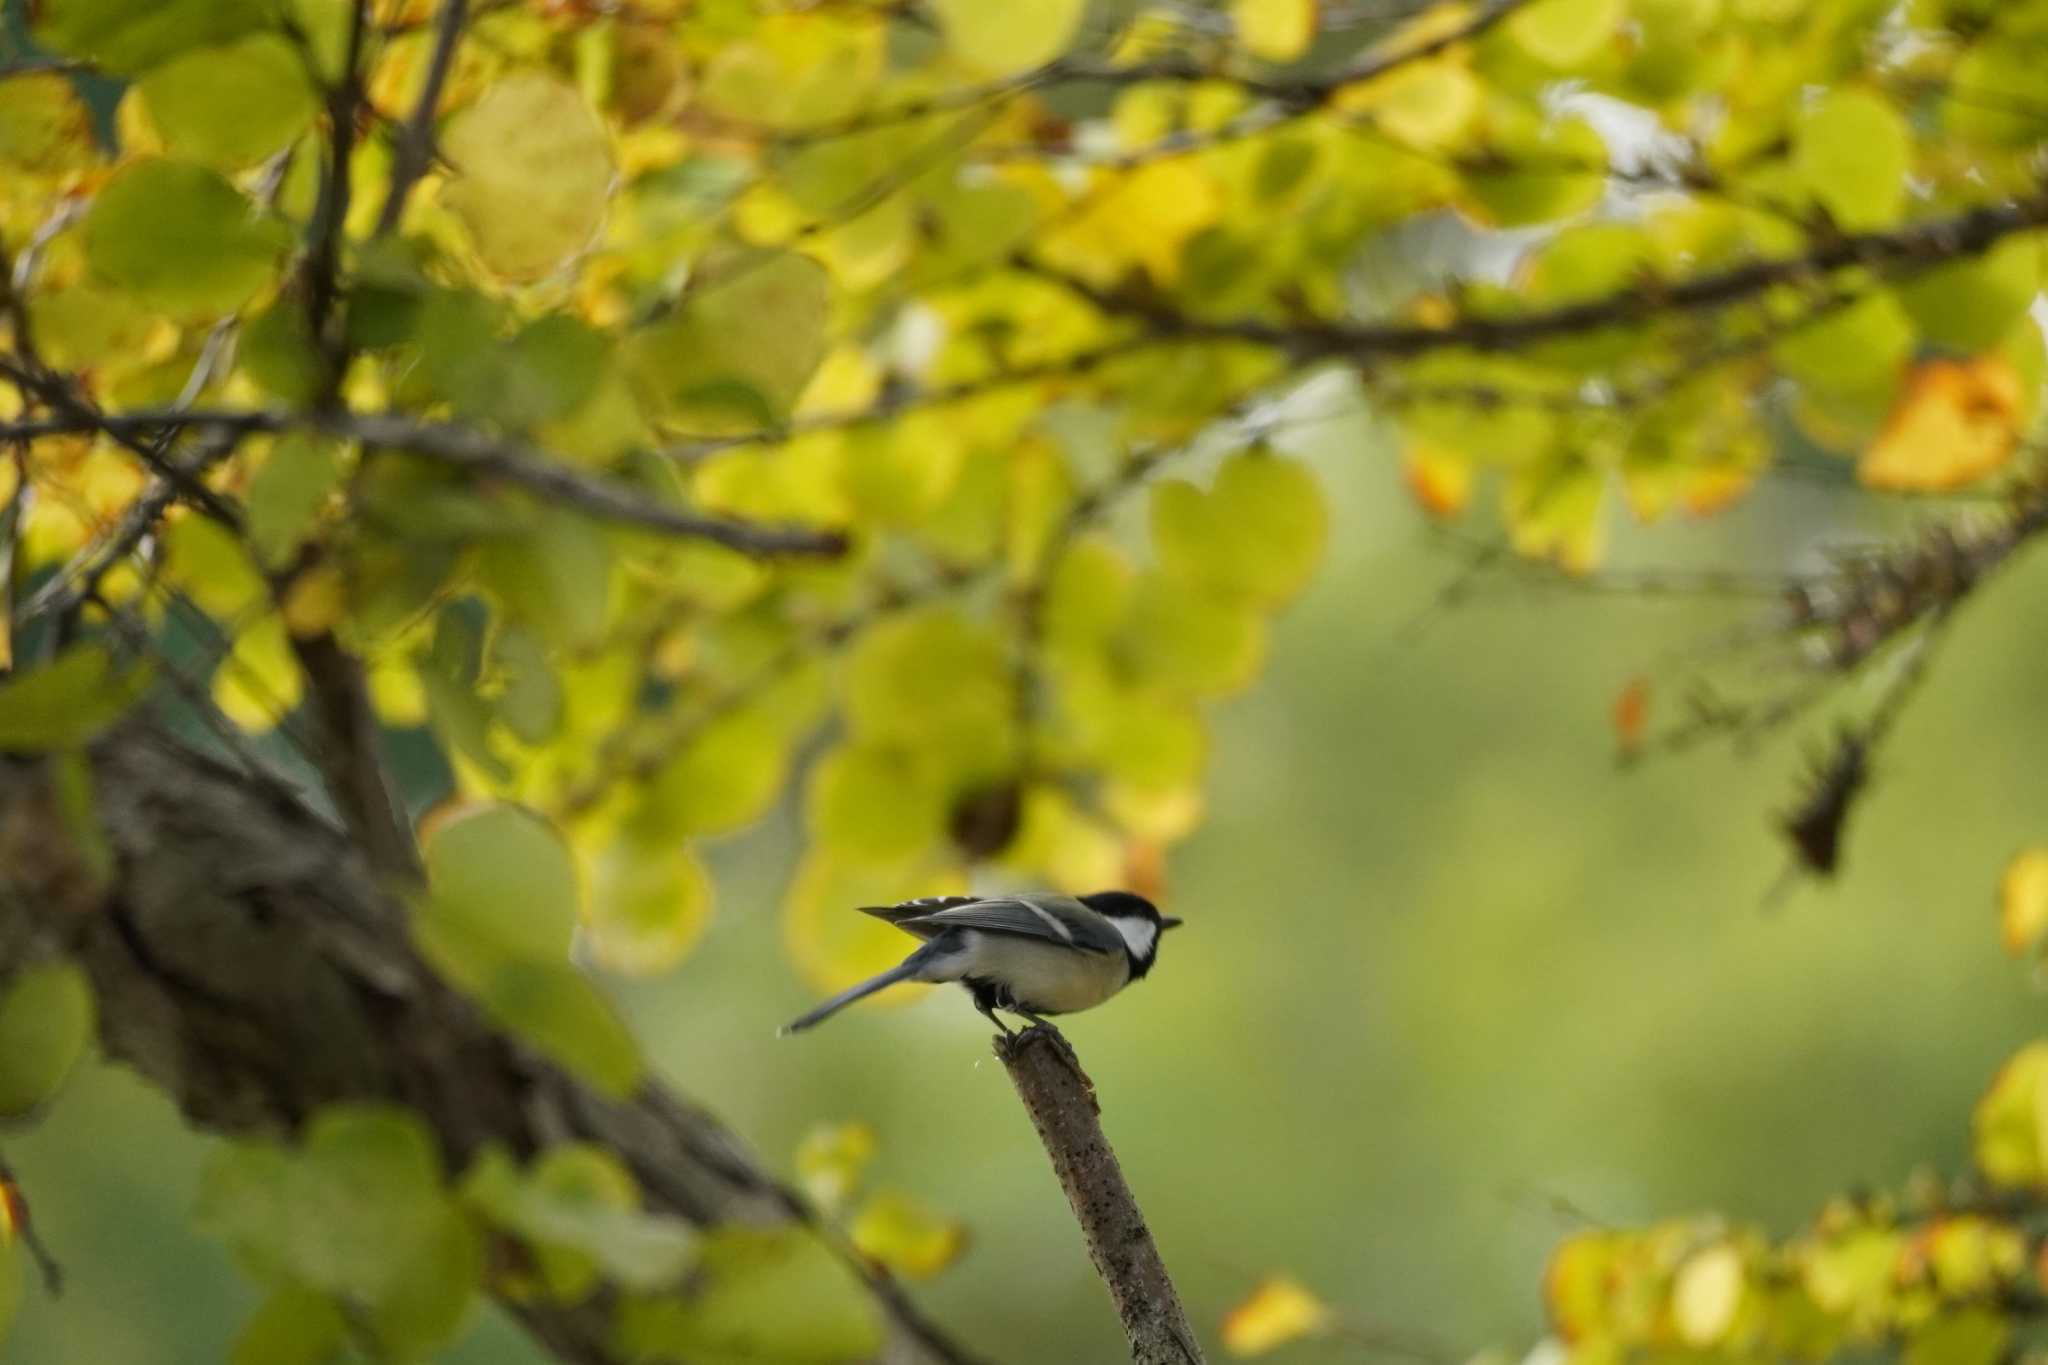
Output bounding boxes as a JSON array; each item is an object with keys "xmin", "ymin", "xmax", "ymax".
[{"xmin": 12, "ymin": 407, "xmax": 2048, "ymax": 1364}]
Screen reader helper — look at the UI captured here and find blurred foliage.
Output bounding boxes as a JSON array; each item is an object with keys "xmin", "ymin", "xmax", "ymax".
[{"xmin": 5, "ymin": 0, "xmax": 2048, "ymax": 1360}]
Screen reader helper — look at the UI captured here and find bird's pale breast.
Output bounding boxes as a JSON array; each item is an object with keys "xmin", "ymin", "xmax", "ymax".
[{"xmin": 953, "ymin": 932, "xmax": 1131, "ymax": 1013}]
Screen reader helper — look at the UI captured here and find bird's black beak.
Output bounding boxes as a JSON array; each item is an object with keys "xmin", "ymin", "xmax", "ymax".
[{"xmin": 1160, "ymin": 916, "xmax": 1184, "ymax": 930}]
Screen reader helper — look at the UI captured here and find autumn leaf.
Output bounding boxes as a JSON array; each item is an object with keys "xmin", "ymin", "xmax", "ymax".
[
  {"xmin": 1402, "ymin": 440, "xmax": 1474, "ymax": 519},
  {"xmin": 1612, "ymin": 676, "xmax": 1650, "ymax": 760},
  {"xmin": 1222, "ymin": 1275, "xmax": 1334, "ymax": 1355},
  {"xmin": 2000, "ymin": 849, "xmax": 2048, "ymax": 958},
  {"xmin": 1860, "ymin": 357, "xmax": 2024, "ymax": 492}
]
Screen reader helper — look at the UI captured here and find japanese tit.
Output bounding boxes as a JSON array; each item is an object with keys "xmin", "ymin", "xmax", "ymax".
[{"xmin": 781, "ymin": 891, "xmax": 1182, "ymax": 1035}]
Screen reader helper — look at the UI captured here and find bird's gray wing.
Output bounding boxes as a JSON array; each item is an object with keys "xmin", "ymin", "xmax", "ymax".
[
  {"xmin": 900, "ymin": 894, "xmax": 1126, "ymax": 955},
  {"xmin": 856, "ymin": 895, "xmax": 985, "ymax": 942}
]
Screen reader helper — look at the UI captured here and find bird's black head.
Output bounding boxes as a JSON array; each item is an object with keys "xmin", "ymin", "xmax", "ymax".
[{"xmin": 1079, "ymin": 890, "xmax": 1182, "ymax": 976}]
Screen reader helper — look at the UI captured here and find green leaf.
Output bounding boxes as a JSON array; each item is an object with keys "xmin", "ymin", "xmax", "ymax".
[
  {"xmin": 477, "ymin": 962, "xmax": 645, "ymax": 1098},
  {"xmin": 1795, "ymin": 87, "xmax": 1911, "ymax": 229},
  {"xmin": 441, "ymin": 73, "xmax": 613, "ymax": 280},
  {"xmin": 197, "ymin": 1106, "xmax": 480, "ymax": 1358},
  {"xmin": 626, "ymin": 251, "xmax": 831, "ymax": 430},
  {"xmin": 1462, "ymin": 111, "xmax": 1606, "ymax": 227},
  {"xmin": 137, "ymin": 34, "xmax": 317, "ymax": 168},
  {"xmin": 844, "ymin": 610, "xmax": 1014, "ymax": 779},
  {"xmin": 1905, "ymin": 1311, "xmax": 2010, "ymax": 1365},
  {"xmin": 33, "ymin": 0, "xmax": 273, "ymax": 76},
  {"xmin": 585, "ymin": 840, "xmax": 714, "ymax": 976},
  {"xmin": 931, "ymin": 0, "xmax": 1085, "ymax": 77},
  {"xmin": 421, "ymin": 804, "xmax": 580, "ymax": 962},
  {"xmin": 164, "ymin": 514, "xmax": 267, "ymax": 618},
  {"xmin": 1775, "ymin": 291, "xmax": 1915, "ymax": 400},
  {"xmin": 246, "ymin": 435, "xmax": 344, "ymax": 568},
  {"xmin": 1944, "ymin": 38, "xmax": 2042, "ymax": 147},
  {"xmin": 1151, "ymin": 452, "xmax": 1327, "ymax": 608},
  {"xmin": 82, "ymin": 160, "xmax": 288, "ymax": 318},
  {"xmin": 491, "ymin": 625, "xmax": 564, "ymax": 745},
  {"xmin": 231, "ymin": 1284, "xmax": 347, "ymax": 1365},
  {"xmin": 616, "ymin": 1226, "xmax": 884, "ymax": 1365},
  {"xmin": 1507, "ymin": 0, "xmax": 1626, "ymax": 66},
  {"xmin": 0, "ymin": 962, "xmax": 96, "ymax": 1117},
  {"xmin": 0, "ymin": 74, "xmax": 96, "ymax": 174},
  {"xmin": 463, "ymin": 1145, "xmax": 695, "ymax": 1299},
  {"xmin": 0, "ymin": 644, "xmax": 153, "ymax": 751},
  {"xmin": 1895, "ymin": 235, "xmax": 2043, "ymax": 353},
  {"xmin": 807, "ymin": 743, "xmax": 947, "ymax": 864},
  {"xmin": 239, "ymin": 298, "xmax": 325, "ymax": 405},
  {"xmin": 369, "ymin": 1202, "xmax": 484, "ymax": 1356},
  {"xmin": 414, "ymin": 292, "xmax": 610, "ymax": 429},
  {"xmin": 478, "ymin": 509, "xmax": 614, "ymax": 652},
  {"xmin": 1119, "ymin": 572, "xmax": 1266, "ymax": 698},
  {"xmin": 634, "ymin": 706, "xmax": 791, "ymax": 840}
]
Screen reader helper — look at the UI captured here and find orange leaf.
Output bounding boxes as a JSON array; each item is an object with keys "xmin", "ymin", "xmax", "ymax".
[
  {"xmin": 1401, "ymin": 440, "xmax": 1473, "ymax": 519},
  {"xmin": 1860, "ymin": 356, "xmax": 2023, "ymax": 492},
  {"xmin": 1613, "ymin": 676, "xmax": 1650, "ymax": 758}
]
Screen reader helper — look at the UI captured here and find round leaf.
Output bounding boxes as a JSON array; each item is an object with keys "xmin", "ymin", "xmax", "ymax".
[
  {"xmin": 441, "ymin": 73, "xmax": 613, "ymax": 281},
  {"xmin": 0, "ymin": 962, "xmax": 96, "ymax": 1117},
  {"xmin": 931, "ymin": 0, "xmax": 1085, "ymax": 77},
  {"xmin": 83, "ymin": 160, "xmax": 288, "ymax": 318},
  {"xmin": 584, "ymin": 841, "xmax": 714, "ymax": 976},
  {"xmin": 423, "ymin": 804, "xmax": 581, "ymax": 961},
  {"xmin": 138, "ymin": 34, "xmax": 317, "ymax": 168},
  {"xmin": 1794, "ymin": 88, "xmax": 1910, "ymax": 230}
]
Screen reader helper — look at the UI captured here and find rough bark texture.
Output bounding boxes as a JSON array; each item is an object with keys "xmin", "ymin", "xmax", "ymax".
[
  {"xmin": 0, "ymin": 729, "xmax": 979, "ymax": 1365},
  {"xmin": 995, "ymin": 1026, "xmax": 1204, "ymax": 1365}
]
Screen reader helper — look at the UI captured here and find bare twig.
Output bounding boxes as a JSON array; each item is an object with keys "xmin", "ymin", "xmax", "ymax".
[
  {"xmin": 375, "ymin": 0, "xmax": 468, "ymax": 236},
  {"xmin": 0, "ymin": 408, "xmax": 848, "ymax": 556},
  {"xmin": 996, "ymin": 1025, "xmax": 1203, "ymax": 1365},
  {"xmin": 1018, "ymin": 189, "xmax": 2048, "ymax": 362},
  {"xmin": 0, "ymin": 1152, "xmax": 64, "ymax": 1296}
]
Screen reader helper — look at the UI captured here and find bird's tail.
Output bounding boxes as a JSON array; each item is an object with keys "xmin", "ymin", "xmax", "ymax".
[{"xmin": 779, "ymin": 947, "xmax": 938, "ymax": 1035}]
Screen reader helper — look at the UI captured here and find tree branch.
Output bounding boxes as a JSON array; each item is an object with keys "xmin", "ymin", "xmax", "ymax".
[
  {"xmin": 1019, "ymin": 189, "xmax": 2048, "ymax": 361},
  {"xmin": 375, "ymin": 0, "xmax": 467, "ymax": 237},
  {"xmin": 995, "ymin": 1026, "xmax": 1203, "ymax": 1365},
  {"xmin": 0, "ymin": 408, "xmax": 848, "ymax": 555},
  {"xmin": 0, "ymin": 727, "xmax": 989, "ymax": 1365}
]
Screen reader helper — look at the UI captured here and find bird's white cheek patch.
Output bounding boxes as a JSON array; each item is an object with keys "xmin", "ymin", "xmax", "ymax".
[{"xmin": 1110, "ymin": 917, "xmax": 1157, "ymax": 958}]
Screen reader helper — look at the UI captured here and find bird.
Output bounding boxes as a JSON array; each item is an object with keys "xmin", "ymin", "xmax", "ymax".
[{"xmin": 780, "ymin": 891, "xmax": 1182, "ymax": 1036}]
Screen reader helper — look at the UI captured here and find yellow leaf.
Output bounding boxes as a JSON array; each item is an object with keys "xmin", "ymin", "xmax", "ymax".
[
  {"xmin": 932, "ymin": 0, "xmax": 1086, "ymax": 77},
  {"xmin": 441, "ymin": 73, "xmax": 613, "ymax": 281},
  {"xmin": 1332, "ymin": 58, "xmax": 1480, "ymax": 149},
  {"xmin": 583, "ymin": 840, "xmax": 714, "ymax": 976},
  {"xmin": 1401, "ymin": 440, "xmax": 1474, "ymax": 518},
  {"xmin": 1508, "ymin": 0, "xmax": 1626, "ymax": 67},
  {"xmin": 850, "ymin": 1190, "xmax": 967, "ymax": 1280},
  {"xmin": 1233, "ymin": 0, "xmax": 1317, "ymax": 63},
  {"xmin": 1672, "ymin": 1243, "xmax": 1744, "ymax": 1347},
  {"xmin": 1506, "ymin": 458, "xmax": 1606, "ymax": 574},
  {"xmin": 1974, "ymin": 1042, "xmax": 2048, "ymax": 1187},
  {"xmin": 1221, "ymin": 1275, "xmax": 1334, "ymax": 1355},
  {"xmin": 2001, "ymin": 850, "xmax": 2048, "ymax": 958},
  {"xmin": 212, "ymin": 614, "xmax": 305, "ymax": 733},
  {"xmin": 1860, "ymin": 356, "xmax": 2025, "ymax": 492},
  {"xmin": 795, "ymin": 1122, "xmax": 876, "ymax": 1213},
  {"xmin": 282, "ymin": 563, "xmax": 347, "ymax": 639}
]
